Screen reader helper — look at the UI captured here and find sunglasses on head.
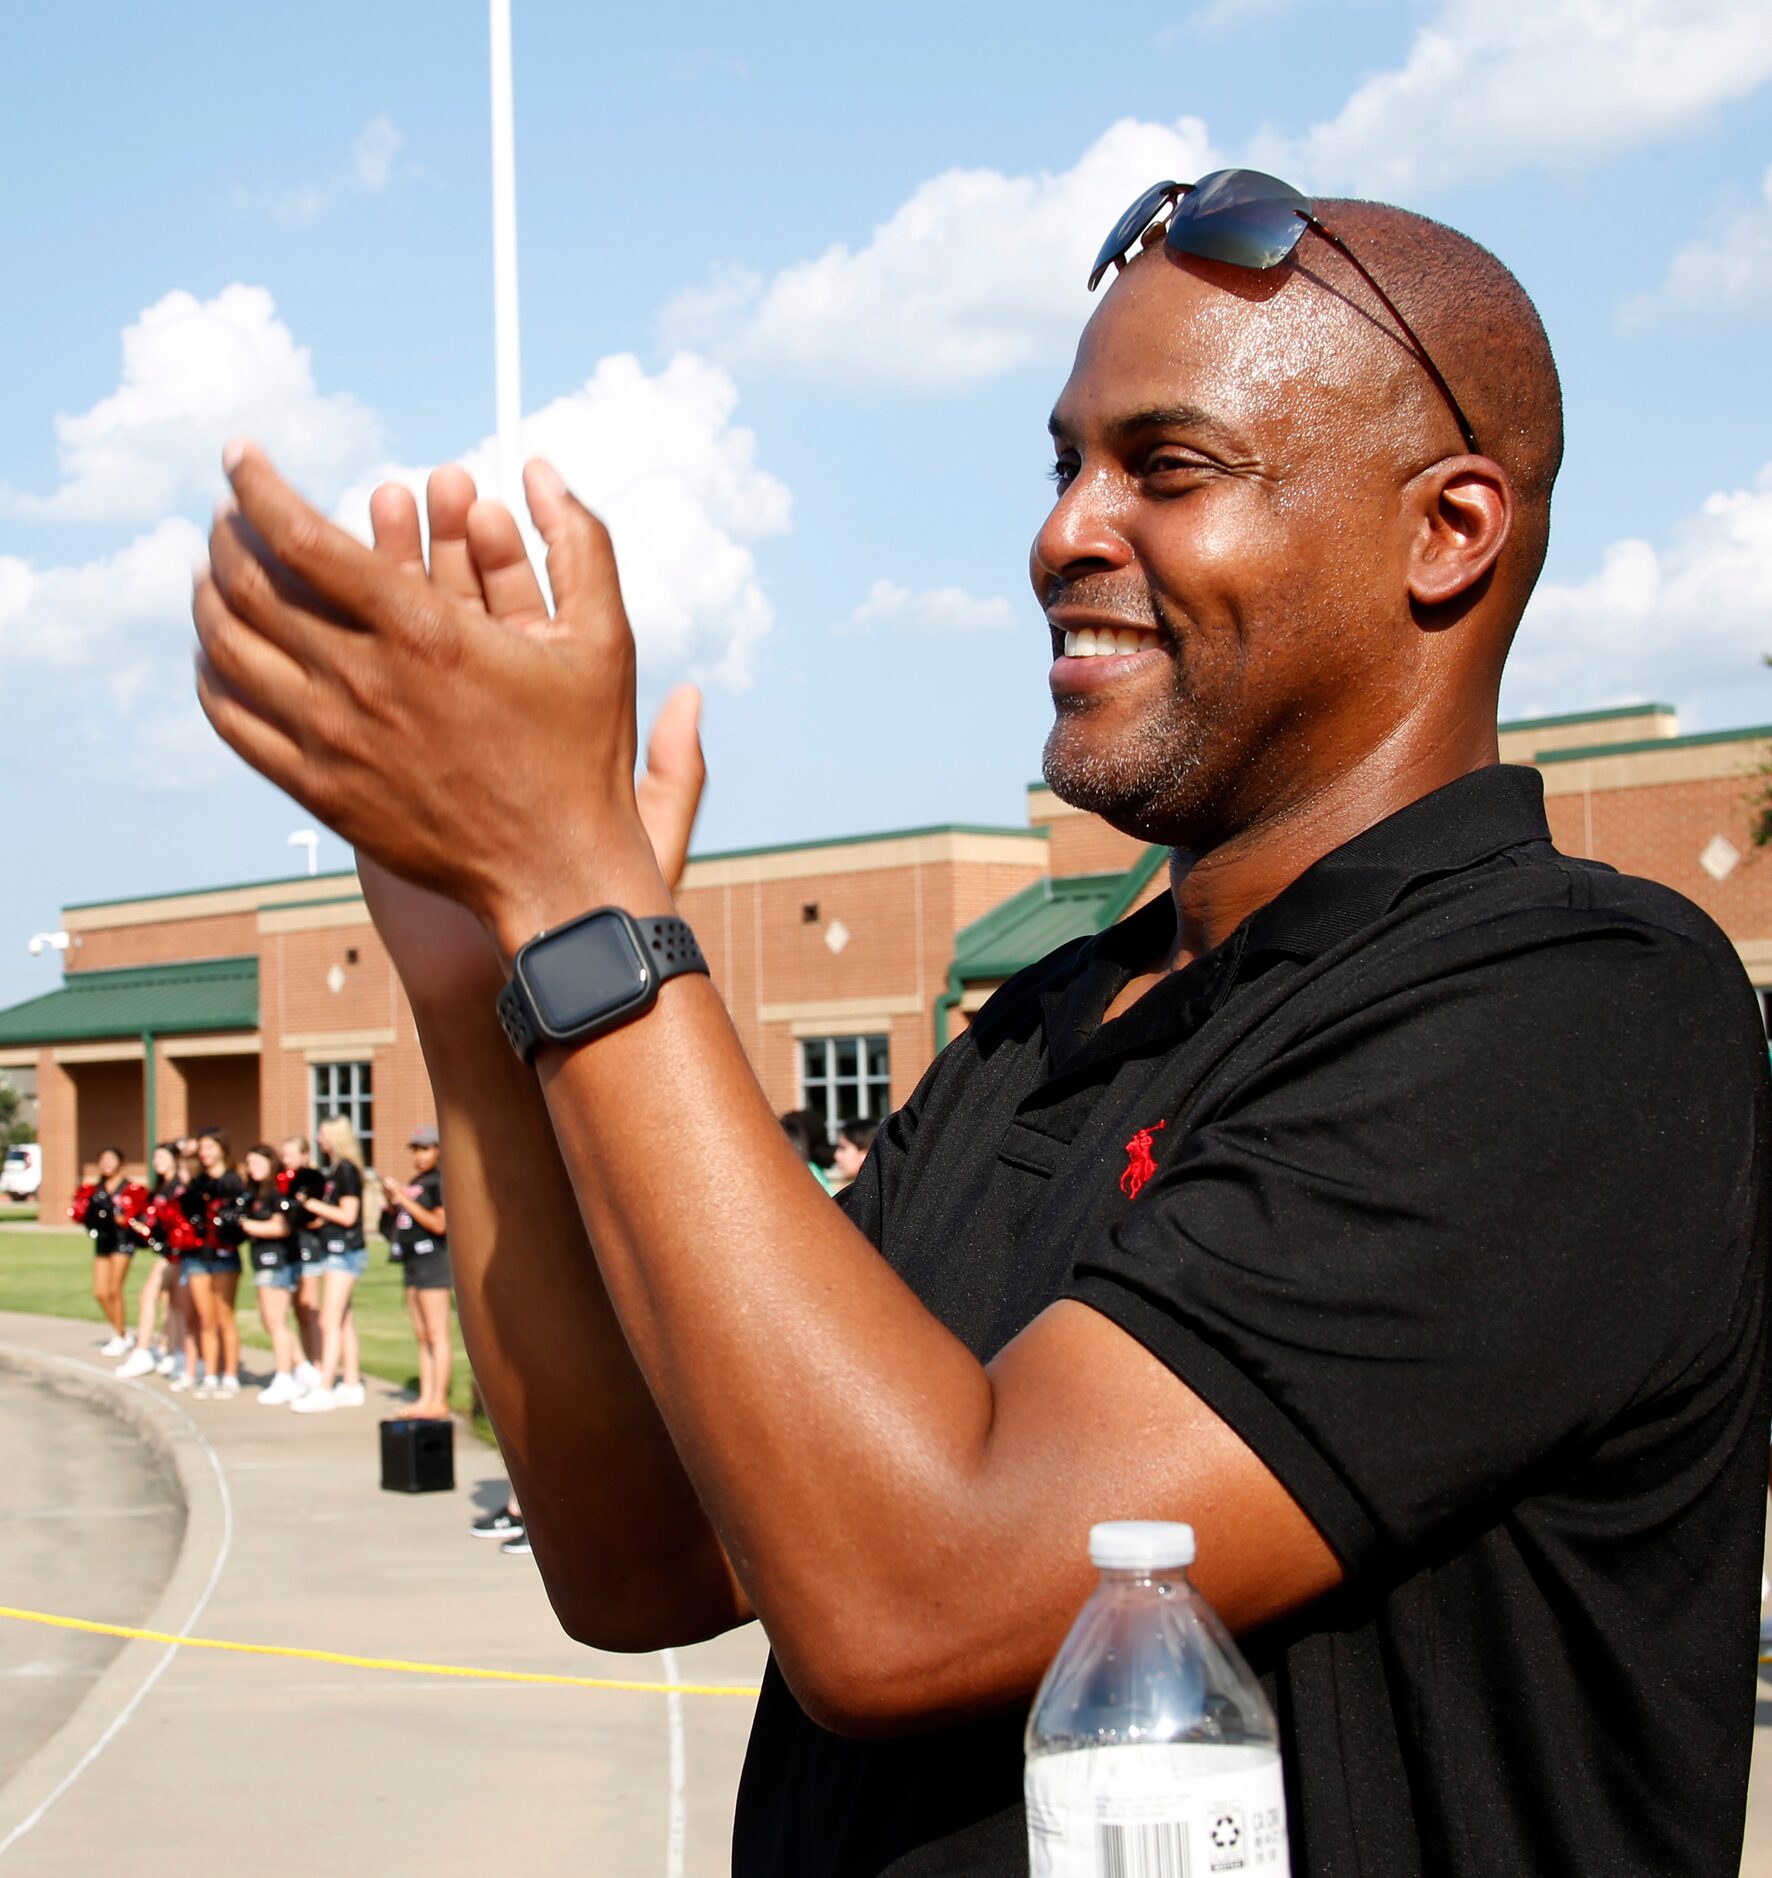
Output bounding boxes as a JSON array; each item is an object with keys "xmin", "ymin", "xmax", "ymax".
[{"xmin": 1089, "ymin": 167, "xmax": 1480, "ymax": 456}]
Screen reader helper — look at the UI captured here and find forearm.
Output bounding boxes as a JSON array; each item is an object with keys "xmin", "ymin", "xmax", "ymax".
[
  {"xmin": 402, "ymin": 1198, "xmax": 445, "ymax": 1234},
  {"xmin": 528, "ymin": 957, "xmax": 1005, "ymax": 1692},
  {"xmin": 305, "ymin": 1197, "xmax": 356, "ymax": 1226},
  {"xmin": 407, "ymin": 978, "xmax": 749, "ymax": 1648}
]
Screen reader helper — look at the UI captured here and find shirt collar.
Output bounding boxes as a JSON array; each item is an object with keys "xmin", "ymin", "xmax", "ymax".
[
  {"xmin": 1239, "ymin": 763, "xmax": 1551, "ymax": 963},
  {"xmin": 1039, "ymin": 764, "xmax": 1552, "ymax": 1073}
]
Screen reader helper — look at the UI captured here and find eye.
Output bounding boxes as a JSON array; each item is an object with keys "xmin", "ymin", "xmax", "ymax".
[
  {"xmin": 1142, "ymin": 449, "xmax": 1213, "ymax": 485},
  {"xmin": 1047, "ymin": 453, "xmax": 1079, "ymax": 492}
]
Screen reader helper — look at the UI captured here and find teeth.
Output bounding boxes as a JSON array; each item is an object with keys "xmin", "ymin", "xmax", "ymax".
[{"xmin": 1062, "ymin": 627, "xmax": 1159, "ymax": 658}]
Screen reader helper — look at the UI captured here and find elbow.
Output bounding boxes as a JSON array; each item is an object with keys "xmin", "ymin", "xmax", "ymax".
[{"xmin": 772, "ymin": 1608, "xmax": 992, "ymax": 1741}]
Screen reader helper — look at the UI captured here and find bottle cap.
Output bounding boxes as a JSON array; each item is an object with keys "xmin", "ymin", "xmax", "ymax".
[{"xmin": 1089, "ymin": 1520, "xmax": 1195, "ymax": 1570}]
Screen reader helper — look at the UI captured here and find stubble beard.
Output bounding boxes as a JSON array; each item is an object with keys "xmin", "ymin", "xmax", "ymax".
[{"xmin": 1041, "ymin": 651, "xmax": 1215, "ymax": 840}]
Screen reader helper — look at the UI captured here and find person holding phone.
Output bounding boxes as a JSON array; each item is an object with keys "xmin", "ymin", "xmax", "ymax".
[
  {"xmin": 383, "ymin": 1125, "xmax": 452, "ymax": 1418},
  {"xmin": 293, "ymin": 1116, "xmax": 370, "ymax": 1413}
]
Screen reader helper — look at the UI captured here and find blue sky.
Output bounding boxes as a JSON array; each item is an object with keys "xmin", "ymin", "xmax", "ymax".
[{"xmin": 3, "ymin": 0, "xmax": 1771, "ymax": 1003}]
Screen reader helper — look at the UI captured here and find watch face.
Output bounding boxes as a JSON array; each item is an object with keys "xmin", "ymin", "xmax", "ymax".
[{"xmin": 521, "ymin": 912, "xmax": 651, "ymax": 1035}]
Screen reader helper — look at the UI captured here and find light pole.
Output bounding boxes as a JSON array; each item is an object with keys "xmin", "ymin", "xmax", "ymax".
[
  {"xmin": 287, "ymin": 830, "xmax": 319, "ymax": 877},
  {"xmin": 489, "ymin": 0, "xmax": 523, "ymax": 513}
]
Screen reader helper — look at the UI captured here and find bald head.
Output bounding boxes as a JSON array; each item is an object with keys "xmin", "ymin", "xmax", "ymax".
[{"xmin": 1301, "ymin": 199, "xmax": 1563, "ymax": 598}]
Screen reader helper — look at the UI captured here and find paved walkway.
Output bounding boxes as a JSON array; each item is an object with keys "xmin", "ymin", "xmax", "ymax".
[
  {"xmin": 5, "ymin": 1307, "xmax": 1771, "ymax": 1874},
  {"xmin": 0, "ymin": 1311, "xmax": 766, "ymax": 1876}
]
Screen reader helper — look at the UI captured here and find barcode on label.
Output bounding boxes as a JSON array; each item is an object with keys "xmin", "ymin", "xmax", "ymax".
[{"xmin": 1098, "ymin": 1821, "xmax": 1189, "ymax": 1878}]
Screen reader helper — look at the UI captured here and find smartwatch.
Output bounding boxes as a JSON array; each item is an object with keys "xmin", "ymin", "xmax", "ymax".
[{"xmin": 496, "ymin": 908, "xmax": 709, "ymax": 1062}]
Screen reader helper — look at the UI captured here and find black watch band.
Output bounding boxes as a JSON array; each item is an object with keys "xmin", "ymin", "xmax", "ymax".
[{"xmin": 496, "ymin": 911, "xmax": 709, "ymax": 1063}]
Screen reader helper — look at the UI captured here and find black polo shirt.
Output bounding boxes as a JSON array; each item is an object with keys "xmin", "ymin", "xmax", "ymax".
[{"xmin": 732, "ymin": 765, "xmax": 1770, "ymax": 1877}]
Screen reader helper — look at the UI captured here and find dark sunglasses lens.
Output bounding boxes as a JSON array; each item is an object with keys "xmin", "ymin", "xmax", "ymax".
[
  {"xmin": 1088, "ymin": 180, "xmax": 1180, "ymax": 290},
  {"xmin": 1165, "ymin": 167, "xmax": 1309, "ymax": 270}
]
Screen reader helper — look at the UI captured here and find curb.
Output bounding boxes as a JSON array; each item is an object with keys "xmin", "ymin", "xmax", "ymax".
[{"xmin": 0, "ymin": 1333, "xmax": 230, "ymax": 1853}]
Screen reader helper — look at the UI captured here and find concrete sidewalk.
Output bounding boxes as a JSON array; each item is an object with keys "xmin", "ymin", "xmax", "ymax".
[{"xmin": 0, "ymin": 1310, "xmax": 765, "ymax": 1876}]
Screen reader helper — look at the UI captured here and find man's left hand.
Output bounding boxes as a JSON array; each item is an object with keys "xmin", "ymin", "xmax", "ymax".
[{"xmin": 193, "ymin": 442, "xmax": 668, "ymax": 957}]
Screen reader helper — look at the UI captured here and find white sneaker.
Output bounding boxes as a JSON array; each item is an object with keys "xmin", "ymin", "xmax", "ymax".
[
  {"xmin": 332, "ymin": 1382, "xmax": 366, "ymax": 1408},
  {"xmin": 99, "ymin": 1333, "xmax": 133, "ymax": 1357},
  {"xmin": 169, "ymin": 1373, "xmax": 194, "ymax": 1393},
  {"xmin": 291, "ymin": 1387, "xmax": 337, "ymax": 1414},
  {"xmin": 219, "ymin": 1375, "xmax": 240, "ymax": 1399},
  {"xmin": 116, "ymin": 1347, "xmax": 157, "ymax": 1379},
  {"xmin": 157, "ymin": 1352, "xmax": 179, "ymax": 1376},
  {"xmin": 292, "ymin": 1361, "xmax": 320, "ymax": 1394},
  {"xmin": 258, "ymin": 1373, "xmax": 298, "ymax": 1405},
  {"xmin": 197, "ymin": 1376, "xmax": 219, "ymax": 1399}
]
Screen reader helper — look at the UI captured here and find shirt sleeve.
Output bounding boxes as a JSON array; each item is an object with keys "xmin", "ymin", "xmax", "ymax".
[{"xmin": 1069, "ymin": 917, "xmax": 1767, "ymax": 1577}]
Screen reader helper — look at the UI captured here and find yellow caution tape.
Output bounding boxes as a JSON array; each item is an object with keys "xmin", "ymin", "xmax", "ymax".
[{"xmin": 0, "ymin": 1605, "xmax": 760, "ymax": 1697}]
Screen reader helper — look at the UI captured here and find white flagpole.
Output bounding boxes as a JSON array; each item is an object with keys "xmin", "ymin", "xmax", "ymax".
[{"xmin": 488, "ymin": 0, "xmax": 523, "ymax": 513}]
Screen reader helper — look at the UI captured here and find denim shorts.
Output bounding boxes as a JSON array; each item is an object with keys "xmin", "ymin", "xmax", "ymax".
[
  {"xmin": 254, "ymin": 1261, "xmax": 300, "ymax": 1291},
  {"xmin": 180, "ymin": 1252, "xmax": 242, "ymax": 1279},
  {"xmin": 316, "ymin": 1247, "xmax": 368, "ymax": 1278}
]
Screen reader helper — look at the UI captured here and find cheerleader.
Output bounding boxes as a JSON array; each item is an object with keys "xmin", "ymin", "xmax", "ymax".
[
  {"xmin": 115, "ymin": 1142, "xmax": 194, "ymax": 1378},
  {"xmin": 239, "ymin": 1145, "xmax": 303, "ymax": 1403},
  {"xmin": 71, "ymin": 1147, "xmax": 147, "ymax": 1355},
  {"xmin": 291, "ymin": 1116, "xmax": 371, "ymax": 1413},
  {"xmin": 184, "ymin": 1128, "xmax": 245, "ymax": 1399}
]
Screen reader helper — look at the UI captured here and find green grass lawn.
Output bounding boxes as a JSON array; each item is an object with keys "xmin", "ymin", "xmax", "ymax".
[{"xmin": 0, "ymin": 1225, "xmax": 482, "ymax": 1423}]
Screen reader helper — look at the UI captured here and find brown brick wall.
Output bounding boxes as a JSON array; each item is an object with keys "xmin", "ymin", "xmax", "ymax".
[
  {"xmin": 70, "ymin": 912, "xmax": 259, "ymax": 973},
  {"xmin": 1543, "ymin": 773, "xmax": 1772, "ymax": 955},
  {"xmin": 71, "ymin": 1060, "xmax": 146, "ymax": 1176},
  {"xmin": 39, "ymin": 1053, "xmax": 75, "ymax": 1205},
  {"xmin": 1046, "ymin": 813, "xmax": 1153, "ymax": 878},
  {"xmin": 181, "ymin": 1057, "xmax": 261, "ymax": 1159},
  {"xmin": 38, "ymin": 756, "xmax": 1772, "ymax": 1198}
]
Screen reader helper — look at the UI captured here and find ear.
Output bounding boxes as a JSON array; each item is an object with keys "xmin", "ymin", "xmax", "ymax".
[{"xmin": 1406, "ymin": 458, "xmax": 1513, "ymax": 609}]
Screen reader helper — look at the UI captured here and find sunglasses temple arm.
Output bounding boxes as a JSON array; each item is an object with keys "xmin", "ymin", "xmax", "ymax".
[{"xmin": 1306, "ymin": 219, "xmax": 1481, "ymax": 455}]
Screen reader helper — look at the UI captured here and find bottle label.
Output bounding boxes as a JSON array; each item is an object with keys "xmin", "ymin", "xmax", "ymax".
[{"xmin": 1026, "ymin": 1745, "xmax": 1287, "ymax": 1877}]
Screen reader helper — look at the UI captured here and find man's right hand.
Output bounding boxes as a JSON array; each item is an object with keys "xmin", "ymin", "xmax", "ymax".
[{"xmin": 357, "ymin": 466, "xmax": 706, "ymax": 1003}]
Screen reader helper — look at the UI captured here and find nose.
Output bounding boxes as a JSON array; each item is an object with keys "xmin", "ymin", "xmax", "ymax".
[{"xmin": 1029, "ymin": 467, "xmax": 1134, "ymax": 599}]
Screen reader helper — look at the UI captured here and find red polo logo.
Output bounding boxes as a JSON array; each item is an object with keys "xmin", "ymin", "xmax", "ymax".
[{"xmin": 1120, "ymin": 1120, "xmax": 1166, "ymax": 1200}]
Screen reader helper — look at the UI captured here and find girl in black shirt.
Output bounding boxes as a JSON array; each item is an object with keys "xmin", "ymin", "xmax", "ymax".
[
  {"xmin": 184, "ymin": 1128, "xmax": 245, "ymax": 1398},
  {"xmin": 73, "ymin": 1146, "xmax": 145, "ymax": 1355},
  {"xmin": 239, "ymin": 1144, "xmax": 303, "ymax": 1403},
  {"xmin": 293, "ymin": 1116, "xmax": 371, "ymax": 1413},
  {"xmin": 115, "ymin": 1142, "xmax": 192, "ymax": 1379}
]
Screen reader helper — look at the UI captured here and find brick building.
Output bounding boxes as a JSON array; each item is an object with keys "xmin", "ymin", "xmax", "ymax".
[{"xmin": 6, "ymin": 700, "xmax": 1771, "ymax": 1201}]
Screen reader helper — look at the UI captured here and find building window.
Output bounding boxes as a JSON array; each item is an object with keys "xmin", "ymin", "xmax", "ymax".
[
  {"xmin": 798, "ymin": 1034, "xmax": 890, "ymax": 1135},
  {"xmin": 310, "ymin": 1060, "xmax": 373, "ymax": 1165}
]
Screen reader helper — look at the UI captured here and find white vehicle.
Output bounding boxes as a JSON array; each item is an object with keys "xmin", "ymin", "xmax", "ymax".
[{"xmin": 1, "ymin": 1144, "xmax": 41, "ymax": 1201}]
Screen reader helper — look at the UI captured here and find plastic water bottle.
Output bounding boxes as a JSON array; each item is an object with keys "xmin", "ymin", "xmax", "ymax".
[{"xmin": 1025, "ymin": 1521, "xmax": 1288, "ymax": 1876}]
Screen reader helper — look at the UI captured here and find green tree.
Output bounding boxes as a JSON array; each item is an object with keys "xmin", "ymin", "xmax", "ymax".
[{"xmin": 0, "ymin": 1075, "xmax": 36, "ymax": 1149}]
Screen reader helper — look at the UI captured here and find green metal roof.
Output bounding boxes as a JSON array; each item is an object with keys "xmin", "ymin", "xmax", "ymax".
[
  {"xmin": 0, "ymin": 957, "xmax": 259, "ymax": 1046},
  {"xmin": 1498, "ymin": 702, "xmax": 1674, "ymax": 733},
  {"xmin": 950, "ymin": 849, "xmax": 1166, "ymax": 982},
  {"xmin": 1536, "ymin": 723, "xmax": 1772, "ymax": 764}
]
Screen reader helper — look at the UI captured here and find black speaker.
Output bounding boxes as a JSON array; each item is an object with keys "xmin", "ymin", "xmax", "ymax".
[{"xmin": 380, "ymin": 1417, "xmax": 455, "ymax": 1493}]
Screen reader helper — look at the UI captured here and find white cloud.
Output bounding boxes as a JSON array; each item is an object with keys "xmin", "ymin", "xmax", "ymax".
[
  {"xmin": 0, "ymin": 517, "xmax": 206, "ymax": 669},
  {"xmin": 1254, "ymin": 0, "xmax": 1772, "ymax": 195},
  {"xmin": 837, "ymin": 578, "xmax": 1015, "ymax": 637},
  {"xmin": 333, "ymin": 351, "xmax": 792, "ymax": 687},
  {"xmin": 1620, "ymin": 162, "xmax": 1772, "ymax": 324},
  {"xmin": 660, "ymin": 3, "xmax": 1772, "ymax": 392},
  {"xmin": 236, "ymin": 114, "xmax": 408, "ymax": 225},
  {"xmin": 350, "ymin": 115, "xmax": 404, "ymax": 193},
  {"xmin": 662, "ymin": 114, "xmax": 1219, "ymax": 389},
  {"xmin": 1504, "ymin": 461, "xmax": 1772, "ymax": 717},
  {"xmin": 1164, "ymin": 0, "xmax": 1304, "ymax": 42},
  {"xmin": 1, "ymin": 284, "xmax": 381, "ymax": 524}
]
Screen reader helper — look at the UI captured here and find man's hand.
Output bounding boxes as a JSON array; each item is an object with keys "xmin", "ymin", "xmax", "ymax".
[
  {"xmin": 342, "ymin": 463, "xmax": 706, "ymax": 1002},
  {"xmin": 194, "ymin": 442, "xmax": 679, "ymax": 959}
]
